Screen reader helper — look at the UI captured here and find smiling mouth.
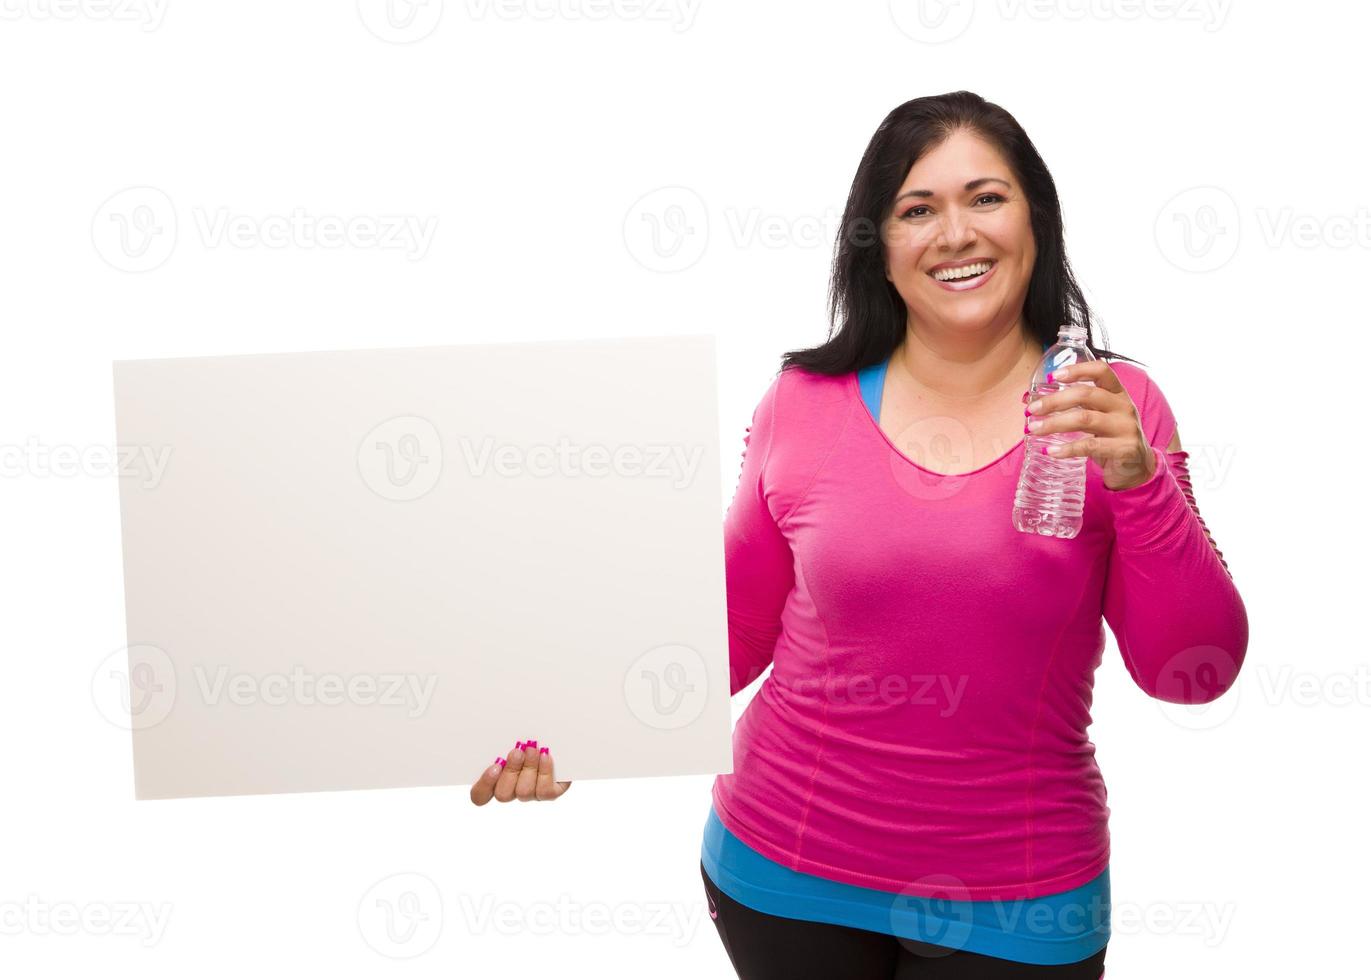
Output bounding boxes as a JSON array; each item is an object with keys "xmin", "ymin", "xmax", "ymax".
[{"xmin": 929, "ymin": 259, "xmax": 996, "ymax": 283}]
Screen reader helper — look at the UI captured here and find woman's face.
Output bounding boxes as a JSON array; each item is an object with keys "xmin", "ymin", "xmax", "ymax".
[{"xmin": 882, "ymin": 129, "xmax": 1036, "ymax": 338}]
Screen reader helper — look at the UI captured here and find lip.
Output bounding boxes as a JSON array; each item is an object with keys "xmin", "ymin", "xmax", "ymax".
[
  {"xmin": 929, "ymin": 258, "xmax": 998, "ymax": 292},
  {"xmin": 932, "ymin": 259, "xmax": 998, "ymax": 293},
  {"xmin": 927, "ymin": 256, "xmax": 996, "ymax": 273}
]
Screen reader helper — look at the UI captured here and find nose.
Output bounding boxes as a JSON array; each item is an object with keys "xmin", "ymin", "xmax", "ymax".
[{"xmin": 936, "ymin": 209, "xmax": 976, "ymax": 252}]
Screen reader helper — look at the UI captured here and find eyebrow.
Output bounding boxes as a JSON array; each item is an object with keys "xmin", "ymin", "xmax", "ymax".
[{"xmin": 894, "ymin": 177, "xmax": 1011, "ymax": 202}]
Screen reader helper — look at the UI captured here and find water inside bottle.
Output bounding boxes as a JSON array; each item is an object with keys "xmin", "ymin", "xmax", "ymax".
[{"xmin": 1012, "ymin": 331, "xmax": 1097, "ymax": 539}]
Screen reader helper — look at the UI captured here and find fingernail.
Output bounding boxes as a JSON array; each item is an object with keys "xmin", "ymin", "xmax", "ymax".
[
  {"xmin": 1023, "ymin": 424, "xmax": 1029, "ymax": 434},
  {"xmin": 515, "ymin": 741, "xmax": 525, "ymax": 750},
  {"xmin": 494, "ymin": 757, "xmax": 506, "ymax": 769},
  {"xmin": 1041, "ymin": 445, "xmax": 1050, "ymax": 455},
  {"xmin": 527, "ymin": 740, "xmax": 538, "ymax": 749},
  {"xmin": 1046, "ymin": 371, "xmax": 1054, "ymax": 383},
  {"xmin": 540, "ymin": 746, "xmax": 549, "ymax": 755},
  {"xmin": 1024, "ymin": 408, "xmax": 1030, "ymax": 416}
]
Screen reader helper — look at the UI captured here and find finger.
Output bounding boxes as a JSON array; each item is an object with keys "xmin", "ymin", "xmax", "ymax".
[
  {"xmin": 1040, "ymin": 434, "xmax": 1101, "ymax": 460},
  {"xmin": 1049, "ymin": 359, "xmax": 1124, "ymax": 394},
  {"xmin": 1026, "ymin": 381, "xmax": 1117, "ymax": 419},
  {"xmin": 1027, "ymin": 404, "xmax": 1128, "ymax": 440},
  {"xmin": 493, "ymin": 740, "xmax": 529, "ymax": 803},
  {"xmin": 469, "ymin": 755, "xmax": 508, "ymax": 806},
  {"xmin": 534, "ymin": 745, "xmax": 572, "ymax": 801},
  {"xmin": 515, "ymin": 739, "xmax": 541, "ymax": 801}
]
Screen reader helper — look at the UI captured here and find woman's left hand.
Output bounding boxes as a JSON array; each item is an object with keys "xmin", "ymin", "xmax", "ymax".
[{"xmin": 1024, "ymin": 361, "xmax": 1156, "ymax": 491}]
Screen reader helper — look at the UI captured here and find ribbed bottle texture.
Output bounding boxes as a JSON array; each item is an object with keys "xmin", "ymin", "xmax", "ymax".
[{"xmin": 1013, "ymin": 324, "xmax": 1098, "ymax": 539}]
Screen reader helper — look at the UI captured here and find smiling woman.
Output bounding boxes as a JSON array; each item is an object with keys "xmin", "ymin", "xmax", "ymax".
[{"xmin": 701, "ymin": 90, "xmax": 1248, "ymax": 980}]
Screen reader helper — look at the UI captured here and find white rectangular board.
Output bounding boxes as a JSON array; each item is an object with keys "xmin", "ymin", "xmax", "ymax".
[{"xmin": 111, "ymin": 334, "xmax": 733, "ymax": 799}]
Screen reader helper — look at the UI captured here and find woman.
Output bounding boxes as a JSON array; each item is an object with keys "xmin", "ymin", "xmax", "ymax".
[{"xmin": 469, "ymin": 91, "xmax": 1248, "ymax": 980}]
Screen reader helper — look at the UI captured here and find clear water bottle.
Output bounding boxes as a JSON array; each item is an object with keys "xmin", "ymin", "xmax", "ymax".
[{"xmin": 1012, "ymin": 323, "xmax": 1098, "ymax": 539}]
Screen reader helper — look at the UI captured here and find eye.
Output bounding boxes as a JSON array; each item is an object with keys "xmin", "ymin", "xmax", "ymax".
[{"xmin": 899, "ymin": 193, "xmax": 1005, "ymax": 220}]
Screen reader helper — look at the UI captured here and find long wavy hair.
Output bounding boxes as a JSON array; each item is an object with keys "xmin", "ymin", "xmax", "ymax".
[{"xmin": 782, "ymin": 90, "xmax": 1137, "ymax": 375}]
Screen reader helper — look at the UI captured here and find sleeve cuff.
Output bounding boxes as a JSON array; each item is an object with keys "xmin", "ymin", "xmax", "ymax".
[{"xmin": 1103, "ymin": 446, "xmax": 1192, "ymax": 553}]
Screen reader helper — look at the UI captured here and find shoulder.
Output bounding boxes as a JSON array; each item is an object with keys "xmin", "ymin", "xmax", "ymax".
[
  {"xmin": 777, "ymin": 363, "xmax": 851, "ymax": 408},
  {"xmin": 750, "ymin": 364, "xmax": 852, "ymax": 430},
  {"xmin": 743, "ymin": 364, "xmax": 856, "ymax": 519},
  {"xmin": 1107, "ymin": 359, "xmax": 1178, "ymax": 450}
]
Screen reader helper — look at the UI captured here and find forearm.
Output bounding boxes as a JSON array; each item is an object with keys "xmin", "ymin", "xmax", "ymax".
[{"xmin": 1103, "ymin": 446, "xmax": 1249, "ymax": 703}]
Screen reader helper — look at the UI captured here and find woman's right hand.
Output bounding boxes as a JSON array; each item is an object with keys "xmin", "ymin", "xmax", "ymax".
[{"xmin": 469, "ymin": 740, "xmax": 572, "ymax": 805}]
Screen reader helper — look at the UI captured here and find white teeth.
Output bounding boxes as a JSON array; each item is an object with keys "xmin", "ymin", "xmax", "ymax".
[{"xmin": 932, "ymin": 261, "xmax": 992, "ymax": 282}]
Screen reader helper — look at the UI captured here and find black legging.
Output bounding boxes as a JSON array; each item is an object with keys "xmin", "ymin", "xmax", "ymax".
[{"xmin": 702, "ymin": 861, "xmax": 1107, "ymax": 980}]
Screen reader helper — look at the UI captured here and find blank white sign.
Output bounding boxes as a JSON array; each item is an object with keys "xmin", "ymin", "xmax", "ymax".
[{"xmin": 111, "ymin": 334, "xmax": 733, "ymax": 799}]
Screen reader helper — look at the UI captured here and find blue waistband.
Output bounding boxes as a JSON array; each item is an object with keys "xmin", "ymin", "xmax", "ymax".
[{"xmin": 701, "ymin": 804, "xmax": 1110, "ymax": 966}]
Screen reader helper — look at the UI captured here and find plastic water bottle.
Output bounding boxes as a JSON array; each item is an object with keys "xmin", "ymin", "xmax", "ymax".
[{"xmin": 1012, "ymin": 324, "xmax": 1098, "ymax": 539}]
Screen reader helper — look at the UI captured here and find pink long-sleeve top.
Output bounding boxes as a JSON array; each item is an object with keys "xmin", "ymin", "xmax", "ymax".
[{"xmin": 711, "ymin": 359, "xmax": 1248, "ymax": 901}]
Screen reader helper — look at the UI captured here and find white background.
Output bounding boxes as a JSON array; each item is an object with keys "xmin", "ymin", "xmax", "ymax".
[{"xmin": 1, "ymin": 2, "xmax": 1364, "ymax": 977}]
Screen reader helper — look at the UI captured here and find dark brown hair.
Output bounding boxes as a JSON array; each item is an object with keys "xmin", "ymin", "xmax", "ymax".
[{"xmin": 782, "ymin": 90, "xmax": 1137, "ymax": 375}]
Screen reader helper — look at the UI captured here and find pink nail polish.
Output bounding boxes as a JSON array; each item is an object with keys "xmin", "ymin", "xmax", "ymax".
[
  {"xmin": 1023, "ymin": 424, "xmax": 1029, "ymax": 434},
  {"xmin": 495, "ymin": 757, "xmax": 506, "ymax": 768},
  {"xmin": 1046, "ymin": 371, "xmax": 1054, "ymax": 383},
  {"xmin": 1041, "ymin": 446, "xmax": 1049, "ymax": 454},
  {"xmin": 527, "ymin": 740, "xmax": 537, "ymax": 749},
  {"xmin": 515, "ymin": 741, "xmax": 525, "ymax": 750},
  {"xmin": 540, "ymin": 746, "xmax": 549, "ymax": 755},
  {"xmin": 1024, "ymin": 408, "xmax": 1030, "ymax": 416}
]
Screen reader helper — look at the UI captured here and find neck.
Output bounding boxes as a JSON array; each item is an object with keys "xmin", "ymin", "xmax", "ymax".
[{"xmin": 893, "ymin": 319, "xmax": 1040, "ymax": 401}]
